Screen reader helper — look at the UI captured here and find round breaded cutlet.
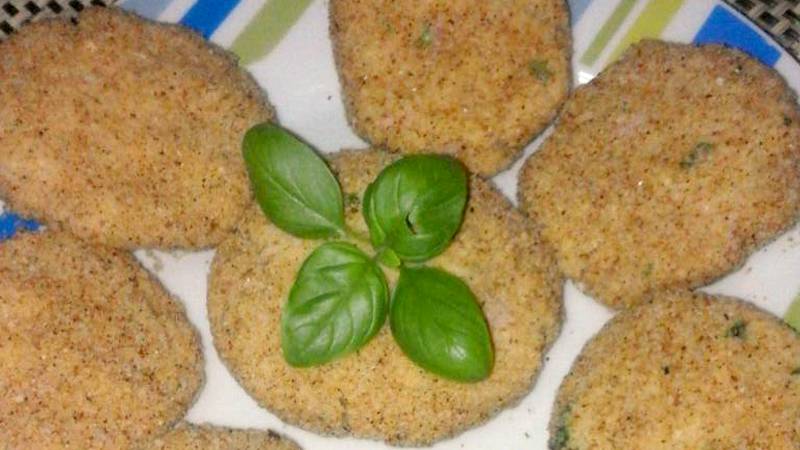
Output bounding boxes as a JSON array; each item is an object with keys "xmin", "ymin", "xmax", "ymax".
[
  {"xmin": 549, "ymin": 291, "xmax": 800, "ymax": 449},
  {"xmin": 0, "ymin": 7, "xmax": 274, "ymax": 249},
  {"xmin": 330, "ymin": 0, "xmax": 571, "ymax": 175},
  {"xmin": 0, "ymin": 231, "xmax": 203, "ymax": 449},
  {"xmin": 519, "ymin": 40, "xmax": 800, "ymax": 309},
  {"xmin": 208, "ymin": 149, "xmax": 563, "ymax": 445},
  {"xmin": 143, "ymin": 423, "xmax": 299, "ymax": 450}
]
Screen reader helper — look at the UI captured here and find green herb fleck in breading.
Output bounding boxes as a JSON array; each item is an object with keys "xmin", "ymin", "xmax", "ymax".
[
  {"xmin": 549, "ymin": 405, "xmax": 572, "ymax": 449},
  {"xmin": 549, "ymin": 424, "xmax": 569, "ymax": 450},
  {"xmin": 416, "ymin": 24, "xmax": 433, "ymax": 48},
  {"xmin": 529, "ymin": 59, "xmax": 553, "ymax": 83},
  {"xmin": 642, "ymin": 263, "xmax": 653, "ymax": 277},
  {"xmin": 791, "ymin": 367, "xmax": 800, "ymax": 376},
  {"xmin": 680, "ymin": 142, "xmax": 714, "ymax": 169},
  {"xmin": 726, "ymin": 320, "xmax": 747, "ymax": 339},
  {"xmin": 784, "ymin": 115, "xmax": 793, "ymax": 126}
]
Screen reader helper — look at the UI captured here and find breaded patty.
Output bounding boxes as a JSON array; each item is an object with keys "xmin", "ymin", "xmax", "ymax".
[
  {"xmin": 208, "ymin": 149, "xmax": 562, "ymax": 445},
  {"xmin": 330, "ymin": 0, "xmax": 571, "ymax": 175},
  {"xmin": 549, "ymin": 291, "xmax": 800, "ymax": 449},
  {"xmin": 519, "ymin": 41, "xmax": 800, "ymax": 308},
  {"xmin": 0, "ymin": 231, "xmax": 203, "ymax": 449},
  {"xmin": 144, "ymin": 423, "xmax": 299, "ymax": 450},
  {"xmin": 0, "ymin": 7, "xmax": 274, "ymax": 249}
]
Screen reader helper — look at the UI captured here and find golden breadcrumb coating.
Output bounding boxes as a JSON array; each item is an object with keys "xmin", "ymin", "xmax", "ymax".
[
  {"xmin": 208, "ymin": 149, "xmax": 562, "ymax": 445},
  {"xmin": 551, "ymin": 291, "xmax": 800, "ymax": 449},
  {"xmin": 0, "ymin": 231, "xmax": 203, "ymax": 449},
  {"xmin": 520, "ymin": 41, "xmax": 800, "ymax": 308},
  {"xmin": 0, "ymin": 7, "xmax": 274, "ymax": 249},
  {"xmin": 143, "ymin": 423, "xmax": 299, "ymax": 450},
  {"xmin": 330, "ymin": 0, "xmax": 571, "ymax": 175}
]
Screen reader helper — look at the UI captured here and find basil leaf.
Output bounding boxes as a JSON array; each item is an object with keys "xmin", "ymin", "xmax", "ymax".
[
  {"xmin": 281, "ymin": 241, "xmax": 388, "ymax": 366},
  {"xmin": 390, "ymin": 266, "xmax": 493, "ymax": 382},
  {"xmin": 243, "ymin": 123, "xmax": 345, "ymax": 239},
  {"xmin": 362, "ymin": 155, "xmax": 467, "ymax": 262}
]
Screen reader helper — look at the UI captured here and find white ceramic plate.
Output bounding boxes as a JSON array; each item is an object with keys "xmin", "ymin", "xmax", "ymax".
[{"xmin": 5, "ymin": 0, "xmax": 800, "ymax": 448}]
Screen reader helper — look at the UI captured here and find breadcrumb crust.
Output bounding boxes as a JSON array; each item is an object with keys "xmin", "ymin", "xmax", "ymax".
[
  {"xmin": 0, "ymin": 231, "xmax": 203, "ymax": 449},
  {"xmin": 208, "ymin": 149, "xmax": 563, "ymax": 446},
  {"xmin": 520, "ymin": 41, "xmax": 800, "ymax": 308},
  {"xmin": 0, "ymin": 7, "xmax": 274, "ymax": 249},
  {"xmin": 330, "ymin": 0, "xmax": 571, "ymax": 175},
  {"xmin": 550, "ymin": 291, "xmax": 800, "ymax": 449},
  {"xmin": 143, "ymin": 423, "xmax": 299, "ymax": 450}
]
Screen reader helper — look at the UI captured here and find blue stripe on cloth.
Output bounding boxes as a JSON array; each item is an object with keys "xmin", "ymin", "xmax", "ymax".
[
  {"xmin": 693, "ymin": 5, "xmax": 780, "ymax": 67},
  {"xmin": 569, "ymin": 0, "xmax": 595, "ymax": 24},
  {"xmin": 0, "ymin": 212, "xmax": 39, "ymax": 241},
  {"xmin": 119, "ymin": 0, "xmax": 173, "ymax": 19},
  {"xmin": 179, "ymin": 0, "xmax": 242, "ymax": 39}
]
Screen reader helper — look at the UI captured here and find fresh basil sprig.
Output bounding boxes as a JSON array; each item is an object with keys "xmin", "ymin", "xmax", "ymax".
[
  {"xmin": 362, "ymin": 155, "xmax": 467, "ymax": 262},
  {"xmin": 391, "ymin": 266, "xmax": 493, "ymax": 381},
  {"xmin": 243, "ymin": 123, "xmax": 493, "ymax": 382},
  {"xmin": 243, "ymin": 123, "xmax": 345, "ymax": 239},
  {"xmin": 282, "ymin": 242, "xmax": 388, "ymax": 366}
]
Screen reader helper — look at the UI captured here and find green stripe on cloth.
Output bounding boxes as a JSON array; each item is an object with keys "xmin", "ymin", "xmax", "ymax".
[
  {"xmin": 230, "ymin": 0, "xmax": 315, "ymax": 65},
  {"xmin": 608, "ymin": 0, "xmax": 684, "ymax": 63},
  {"xmin": 580, "ymin": 0, "xmax": 637, "ymax": 66},
  {"xmin": 785, "ymin": 293, "xmax": 800, "ymax": 333}
]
